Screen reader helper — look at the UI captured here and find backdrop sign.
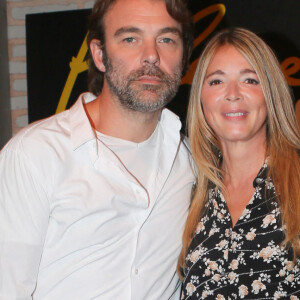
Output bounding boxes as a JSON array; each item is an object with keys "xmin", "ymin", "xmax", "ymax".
[{"xmin": 26, "ymin": 0, "xmax": 300, "ymax": 128}]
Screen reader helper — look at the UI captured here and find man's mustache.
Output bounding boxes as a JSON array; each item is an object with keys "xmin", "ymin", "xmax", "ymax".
[{"xmin": 128, "ymin": 65, "xmax": 169, "ymax": 82}]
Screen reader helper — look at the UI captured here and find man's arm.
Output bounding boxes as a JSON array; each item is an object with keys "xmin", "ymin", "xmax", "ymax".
[{"xmin": 0, "ymin": 148, "xmax": 50, "ymax": 299}]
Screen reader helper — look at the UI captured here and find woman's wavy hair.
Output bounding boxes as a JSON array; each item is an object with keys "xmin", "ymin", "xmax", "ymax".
[
  {"xmin": 86, "ymin": 0, "xmax": 194, "ymax": 96},
  {"xmin": 178, "ymin": 27, "xmax": 300, "ymax": 279}
]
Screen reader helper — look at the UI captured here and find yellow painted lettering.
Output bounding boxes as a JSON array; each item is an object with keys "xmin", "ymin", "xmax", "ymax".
[
  {"xmin": 56, "ymin": 35, "xmax": 88, "ymax": 113},
  {"xmin": 181, "ymin": 4, "xmax": 226, "ymax": 85},
  {"xmin": 281, "ymin": 57, "xmax": 300, "ymax": 86}
]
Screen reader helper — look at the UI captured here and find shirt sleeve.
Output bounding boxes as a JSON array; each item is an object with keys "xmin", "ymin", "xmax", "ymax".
[{"xmin": 0, "ymin": 148, "xmax": 50, "ymax": 299}]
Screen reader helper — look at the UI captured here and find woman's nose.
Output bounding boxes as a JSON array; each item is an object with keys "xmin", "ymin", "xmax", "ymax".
[{"xmin": 225, "ymin": 81, "xmax": 242, "ymax": 101}]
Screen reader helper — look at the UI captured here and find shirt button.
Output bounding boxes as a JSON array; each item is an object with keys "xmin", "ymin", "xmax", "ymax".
[{"xmin": 135, "ymin": 268, "xmax": 139, "ymax": 275}]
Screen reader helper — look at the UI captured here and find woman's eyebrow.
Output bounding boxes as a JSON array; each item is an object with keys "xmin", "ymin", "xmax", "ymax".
[{"xmin": 205, "ymin": 70, "xmax": 225, "ymax": 79}]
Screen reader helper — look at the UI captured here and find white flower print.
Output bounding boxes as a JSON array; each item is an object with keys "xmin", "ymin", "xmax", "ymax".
[
  {"xmin": 262, "ymin": 214, "xmax": 276, "ymax": 228},
  {"xmin": 208, "ymin": 261, "xmax": 218, "ymax": 271},
  {"xmin": 185, "ymin": 282, "xmax": 196, "ymax": 296},
  {"xmin": 265, "ymin": 178, "xmax": 274, "ymax": 190},
  {"xmin": 260, "ymin": 272, "xmax": 271, "ymax": 283},
  {"xmin": 230, "ymin": 259, "xmax": 239, "ymax": 270},
  {"xmin": 221, "ymin": 208, "xmax": 226, "ymax": 215},
  {"xmin": 274, "ymin": 291, "xmax": 282, "ymax": 299},
  {"xmin": 228, "ymin": 271, "xmax": 236, "ymax": 283},
  {"xmin": 240, "ymin": 208, "xmax": 251, "ymax": 220},
  {"xmin": 212, "ymin": 274, "xmax": 221, "ymax": 282},
  {"xmin": 251, "ymin": 279, "xmax": 266, "ymax": 294},
  {"xmin": 196, "ymin": 221, "xmax": 205, "ymax": 233},
  {"xmin": 253, "ymin": 186, "xmax": 263, "ymax": 199},
  {"xmin": 217, "ymin": 239, "xmax": 228, "ymax": 249},
  {"xmin": 231, "ymin": 231, "xmax": 237, "ymax": 240},
  {"xmin": 217, "ymin": 212, "xmax": 224, "ymax": 219},
  {"xmin": 190, "ymin": 249, "xmax": 200, "ymax": 263},
  {"xmin": 279, "ymin": 269, "xmax": 286, "ymax": 277},
  {"xmin": 238, "ymin": 285, "xmax": 249, "ymax": 298},
  {"xmin": 213, "ymin": 199, "xmax": 219, "ymax": 209},
  {"xmin": 225, "ymin": 228, "xmax": 231, "ymax": 237},
  {"xmin": 208, "ymin": 188, "xmax": 216, "ymax": 200},
  {"xmin": 209, "ymin": 228, "xmax": 216, "ymax": 236},
  {"xmin": 246, "ymin": 228, "xmax": 256, "ymax": 241},
  {"xmin": 250, "ymin": 251, "xmax": 260, "ymax": 260},
  {"xmin": 231, "ymin": 241, "xmax": 238, "ymax": 251},
  {"xmin": 223, "ymin": 248, "xmax": 229, "ymax": 260},
  {"xmin": 259, "ymin": 246, "xmax": 275, "ymax": 260}
]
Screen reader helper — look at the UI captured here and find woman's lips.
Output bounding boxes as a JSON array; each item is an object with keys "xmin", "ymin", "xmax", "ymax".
[{"xmin": 222, "ymin": 111, "xmax": 248, "ymax": 119}]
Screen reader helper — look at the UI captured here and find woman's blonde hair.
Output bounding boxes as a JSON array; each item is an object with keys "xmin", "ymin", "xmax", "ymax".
[{"xmin": 178, "ymin": 27, "xmax": 300, "ymax": 278}]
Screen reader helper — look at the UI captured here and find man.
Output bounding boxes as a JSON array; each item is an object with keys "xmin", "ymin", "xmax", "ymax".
[{"xmin": 0, "ymin": 0, "xmax": 194, "ymax": 298}]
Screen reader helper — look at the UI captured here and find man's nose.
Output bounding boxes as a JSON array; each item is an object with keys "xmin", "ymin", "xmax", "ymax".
[
  {"xmin": 225, "ymin": 81, "xmax": 242, "ymax": 102},
  {"xmin": 141, "ymin": 40, "xmax": 160, "ymax": 66}
]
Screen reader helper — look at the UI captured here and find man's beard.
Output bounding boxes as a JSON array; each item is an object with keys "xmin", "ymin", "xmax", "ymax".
[{"xmin": 102, "ymin": 49, "xmax": 182, "ymax": 113}]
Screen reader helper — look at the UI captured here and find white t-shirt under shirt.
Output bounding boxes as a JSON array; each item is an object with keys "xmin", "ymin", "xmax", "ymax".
[{"xmin": 97, "ymin": 121, "xmax": 160, "ymax": 191}]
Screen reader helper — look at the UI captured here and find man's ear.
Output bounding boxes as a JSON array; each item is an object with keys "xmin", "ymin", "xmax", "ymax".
[{"xmin": 90, "ymin": 39, "xmax": 106, "ymax": 72}]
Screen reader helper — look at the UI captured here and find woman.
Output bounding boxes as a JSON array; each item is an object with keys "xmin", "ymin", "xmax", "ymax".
[{"xmin": 178, "ymin": 28, "xmax": 300, "ymax": 299}]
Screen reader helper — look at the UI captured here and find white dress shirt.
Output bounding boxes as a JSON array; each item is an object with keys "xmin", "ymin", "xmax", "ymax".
[{"xmin": 0, "ymin": 92, "xmax": 194, "ymax": 300}]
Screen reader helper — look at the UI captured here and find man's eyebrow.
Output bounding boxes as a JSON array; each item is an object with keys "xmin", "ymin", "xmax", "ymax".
[
  {"xmin": 114, "ymin": 26, "xmax": 182, "ymax": 38},
  {"xmin": 114, "ymin": 27, "xmax": 142, "ymax": 37},
  {"xmin": 157, "ymin": 27, "xmax": 182, "ymax": 37}
]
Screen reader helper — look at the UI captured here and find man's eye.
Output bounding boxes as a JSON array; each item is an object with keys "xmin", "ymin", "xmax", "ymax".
[
  {"xmin": 209, "ymin": 79, "xmax": 222, "ymax": 86},
  {"xmin": 123, "ymin": 37, "xmax": 136, "ymax": 43},
  {"xmin": 245, "ymin": 78, "xmax": 259, "ymax": 85},
  {"xmin": 160, "ymin": 37, "xmax": 174, "ymax": 44}
]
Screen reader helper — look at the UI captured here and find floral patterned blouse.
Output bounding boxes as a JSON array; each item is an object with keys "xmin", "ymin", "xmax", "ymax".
[{"xmin": 181, "ymin": 163, "xmax": 300, "ymax": 299}]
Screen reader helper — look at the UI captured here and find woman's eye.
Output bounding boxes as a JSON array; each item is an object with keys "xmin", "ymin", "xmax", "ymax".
[
  {"xmin": 245, "ymin": 78, "xmax": 259, "ymax": 85},
  {"xmin": 209, "ymin": 79, "xmax": 222, "ymax": 86}
]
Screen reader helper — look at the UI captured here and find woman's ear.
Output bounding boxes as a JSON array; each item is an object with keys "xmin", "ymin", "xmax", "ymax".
[{"xmin": 90, "ymin": 39, "xmax": 106, "ymax": 72}]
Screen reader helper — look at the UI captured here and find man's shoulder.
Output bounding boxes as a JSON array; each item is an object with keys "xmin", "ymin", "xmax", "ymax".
[
  {"xmin": 0, "ymin": 111, "xmax": 74, "ymax": 187},
  {"xmin": 2, "ymin": 109, "xmax": 71, "ymax": 156},
  {"xmin": 2, "ymin": 93, "xmax": 94, "ymax": 157}
]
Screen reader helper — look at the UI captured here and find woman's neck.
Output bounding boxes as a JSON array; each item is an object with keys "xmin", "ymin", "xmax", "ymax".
[{"xmin": 221, "ymin": 139, "xmax": 267, "ymax": 188}]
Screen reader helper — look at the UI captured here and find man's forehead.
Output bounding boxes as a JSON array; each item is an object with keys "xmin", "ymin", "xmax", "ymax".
[{"xmin": 103, "ymin": 0, "xmax": 181, "ymax": 33}]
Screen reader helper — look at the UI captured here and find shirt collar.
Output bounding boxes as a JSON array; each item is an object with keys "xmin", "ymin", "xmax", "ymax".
[
  {"xmin": 68, "ymin": 92, "xmax": 97, "ymax": 151},
  {"xmin": 68, "ymin": 92, "xmax": 182, "ymax": 152},
  {"xmin": 159, "ymin": 107, "xmax": 182, "ymax": 139}
]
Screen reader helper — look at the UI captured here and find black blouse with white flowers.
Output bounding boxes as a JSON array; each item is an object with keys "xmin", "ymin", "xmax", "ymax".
[{"xmin": 182, "ymin": 164, "xmax": 300, "ymax": 299}]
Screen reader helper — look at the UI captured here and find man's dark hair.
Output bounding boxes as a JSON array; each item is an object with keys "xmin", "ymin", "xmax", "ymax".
[{"xmin": 86, "ymin": 0, "xmax": 194, "ymax": 96}]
